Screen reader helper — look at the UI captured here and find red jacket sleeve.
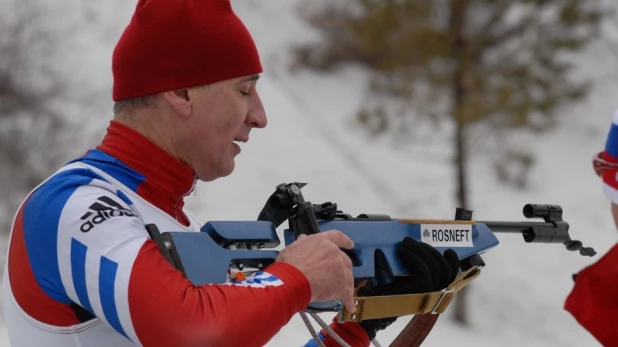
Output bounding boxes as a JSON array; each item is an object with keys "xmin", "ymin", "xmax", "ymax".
[
  {"xmin": 129, "ymin": 240, "xmax": 312, "ymax": 347},
  {"xmin": 564, "ymin": 243, "xmax": 618, "ymax": 347}
]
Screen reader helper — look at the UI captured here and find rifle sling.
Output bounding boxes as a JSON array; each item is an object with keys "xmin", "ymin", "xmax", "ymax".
[
  {"xmin": 339, "ymin": 265, "xmax": 481, "ymax": 322},
  {"xmin": 390, "ymin": 313, "xmax": 440, "ymax": 347}
]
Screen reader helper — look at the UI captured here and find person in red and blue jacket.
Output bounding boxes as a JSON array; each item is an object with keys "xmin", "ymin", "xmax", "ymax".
[
  {"xmin": 2, "ymin": 1, "xmax": 458, "ymax": 346},
  {"xmin": 565, "ymin": 109, "xmax": 618, "ymax": 347}
]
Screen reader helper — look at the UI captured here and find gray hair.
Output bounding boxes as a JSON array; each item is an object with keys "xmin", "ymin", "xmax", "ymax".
[
  {"xmin": 113, "ymin": 94, "xmax": 160, "ymax": 115},
  {"xmin": 112, "ymin": 85, "xmax": 212, "ymax": 115}
]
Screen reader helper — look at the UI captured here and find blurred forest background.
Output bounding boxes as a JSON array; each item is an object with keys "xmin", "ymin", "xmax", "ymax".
[
  {"xmin": 291, "ymin": 0, "xmax": 609, "ymax": 324},
  {"xmin": 2, "ymin": 0, "xmax": 618, "ymax": 345}
]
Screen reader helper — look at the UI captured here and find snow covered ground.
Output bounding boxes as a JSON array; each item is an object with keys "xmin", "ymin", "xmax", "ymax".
[{"xmin": 1, "ymin": 0, "xmax": 617, "ymax": 346}]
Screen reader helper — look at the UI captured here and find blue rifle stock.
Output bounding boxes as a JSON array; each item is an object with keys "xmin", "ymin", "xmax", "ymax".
[{"xmin": 146, "ymin": 182, "xmax": 596, "ymax": 313}]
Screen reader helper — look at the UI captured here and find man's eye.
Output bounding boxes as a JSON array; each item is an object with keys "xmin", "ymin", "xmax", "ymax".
[{"xmin": 240, "ymin": 90, "xmax": 250, "ymax": 97}]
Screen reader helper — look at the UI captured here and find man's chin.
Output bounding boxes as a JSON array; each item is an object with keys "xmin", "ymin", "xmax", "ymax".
[
  {"xmin": 217, "ymin": 161, "xmax": 236, "ymax": 179},
  {"xmin": 195, "ymin": 165, "xmax": 235, "ymax": 182}
]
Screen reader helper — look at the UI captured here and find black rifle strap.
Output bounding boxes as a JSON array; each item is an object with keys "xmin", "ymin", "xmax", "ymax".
[{"xmin": 70, "ymin": 302, "xmax": 96, "ymax": 323}]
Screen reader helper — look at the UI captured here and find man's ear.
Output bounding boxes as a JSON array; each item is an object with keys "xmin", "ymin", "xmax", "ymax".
[{"xmin": 162, "ymin": 89, "xmax": 192, "ymax": 118}]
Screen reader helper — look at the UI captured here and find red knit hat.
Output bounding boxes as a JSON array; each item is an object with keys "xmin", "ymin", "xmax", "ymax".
[{"xmin": 111, "ymin": 0, "xmax": 263, "ymax": 102}]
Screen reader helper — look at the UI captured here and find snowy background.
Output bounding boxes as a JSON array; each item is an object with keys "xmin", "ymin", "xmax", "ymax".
[{"xmin": 2, "ymin": 0, "xmax": 618, "ymax": 346}]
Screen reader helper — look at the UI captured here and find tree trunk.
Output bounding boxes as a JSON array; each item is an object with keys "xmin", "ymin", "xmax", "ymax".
[
  {"xmin": 453, "ymin": 115, "xmax": 470, "ymax": 326},
  {"xmin": 450, "ymin": 0, "xmax": 470, "ymax": 327}
]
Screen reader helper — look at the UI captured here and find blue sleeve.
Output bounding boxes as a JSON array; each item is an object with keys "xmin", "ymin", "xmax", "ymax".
[{"xmin": 304, "ymin": 332, "xmax": 326, "ymax": 346}]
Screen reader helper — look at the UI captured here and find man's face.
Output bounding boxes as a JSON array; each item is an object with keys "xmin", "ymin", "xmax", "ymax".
[{"xmin": 179, "ymin": 74, "xmax": 267, "ymax": 181}]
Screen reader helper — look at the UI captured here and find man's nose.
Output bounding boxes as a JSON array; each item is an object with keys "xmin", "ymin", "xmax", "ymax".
[{"xmin": 246, "ymin": 91, "xmax": 267, "ymax": 129}]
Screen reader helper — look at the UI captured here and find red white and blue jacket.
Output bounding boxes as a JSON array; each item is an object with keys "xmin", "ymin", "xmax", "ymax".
[
  {"xmin": 564, "ymin": 110, "xmax": 618, "ymax": 347},
  {"xmin": 3, "ymin": 120, "xmax": 369, "ymax": 347}
]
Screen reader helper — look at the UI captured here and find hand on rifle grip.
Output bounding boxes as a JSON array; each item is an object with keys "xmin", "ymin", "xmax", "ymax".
[
  {"xmin": 276, "ymin": 230, "xmax": 357, "ymax": 313},
  {"xmin": 357, "ymin": 237, "xmax": 461, "ymax": 340}
]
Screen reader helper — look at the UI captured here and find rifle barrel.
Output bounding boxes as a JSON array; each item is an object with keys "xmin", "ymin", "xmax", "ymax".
[{"xmin": 478, "ymin": 221, "xmax": 556, "ymax": 233}]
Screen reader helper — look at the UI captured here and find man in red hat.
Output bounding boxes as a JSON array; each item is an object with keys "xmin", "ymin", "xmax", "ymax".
[
  {"xmin": 564, "ymin": 110, "xmax": 618, "ymax": 346},
  {"xmin": 2, "ymin": 1, "xmax": 458, "ymax": 346}
]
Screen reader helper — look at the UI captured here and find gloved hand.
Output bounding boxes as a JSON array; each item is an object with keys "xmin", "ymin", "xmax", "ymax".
[{"xmin": 358, "ymin": 237, "xmax": 460, "ymax": 340}]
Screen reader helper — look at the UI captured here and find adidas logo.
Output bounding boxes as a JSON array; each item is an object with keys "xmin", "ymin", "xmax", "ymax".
[{"xmin": 80, "ymin": 196, "xmax": 137, "ymax": 232}]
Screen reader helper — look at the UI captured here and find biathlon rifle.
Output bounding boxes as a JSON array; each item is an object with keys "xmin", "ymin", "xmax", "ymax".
[{"xmin": 146, "ymin": 182, "xmax": 596, "ymax": 326}]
